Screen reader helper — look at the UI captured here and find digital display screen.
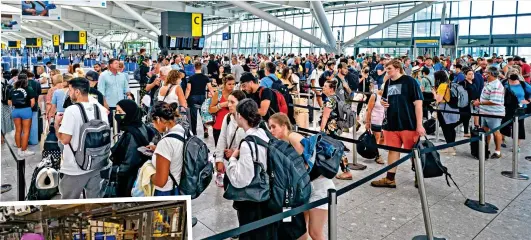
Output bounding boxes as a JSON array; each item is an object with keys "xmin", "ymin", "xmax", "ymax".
[
  {"xmin": 26, "ymin": 38, "xmax": 37, "ymax": 46},
  {"xmin": 169, "ymin": 37, "xmax": 177, "ymax": 48},
  {"xmin": 63, "ymin": 31, "xmax": 79, "ymax": 43},
  {"xmin": 198, "ymin": 37, "xmax": 205, "ymax": 49},
  {"xmin": 182, "ymin": 38, "xmax": 189, "ymax": 50},
  {"xmin": 8, "ymin": 41, "xmax": 17, "ymax": 47},
  {"xmin": 440, "ymin": 24, "xmax": 456, "ymax": 47}
]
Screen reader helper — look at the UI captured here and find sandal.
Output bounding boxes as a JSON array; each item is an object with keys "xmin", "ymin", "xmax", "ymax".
[
  {"xmin": 375, "ymin": 156, "xmax": 384, "ymax": 164},
  {"xmin": 336, "ymin": 172, "xmax": 353, "ymax": 180}
]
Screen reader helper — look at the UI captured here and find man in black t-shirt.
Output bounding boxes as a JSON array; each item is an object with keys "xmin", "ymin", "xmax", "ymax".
[
  {"xmin": 185, "ymin": 61, "xmax": 214, "ymax": 136},
  {"xmin": 371, "ymin": 60, "xmax": 425, "ymax": 189},
  {"xmin": 239, "ymin": 72, "xmax": 278, "ymax": 122}
]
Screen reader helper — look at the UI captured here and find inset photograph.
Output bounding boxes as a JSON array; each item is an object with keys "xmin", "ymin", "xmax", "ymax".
[{"xmin": 0, "ymin": 196, "xmax": 191, "ymax": 239}]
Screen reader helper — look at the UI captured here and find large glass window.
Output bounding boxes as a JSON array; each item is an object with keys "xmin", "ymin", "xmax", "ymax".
[
  {"xmin": 471, "ymin": 1, "xmax": 492, "ymax": 17},
  {"xmin": 518, "ymin": 1, "xmax": 531, "ymax": 14},
  {"xmin": 344, "ymin": 26, "xmax": 356, "ymax": 42},
  {"xmin": 450, "ymin": 1, "xmax": 470, "ymax": 18},
  {"xmin": 414, "ymin": 22, "xmax": 430, "ymax": 37},
  {"xmin": 415, "ymin": 5, "xmax": 431, "ymax": 21},
  {"xmin": 517, "ymin": 16, "xmax": 531, "ymax": 34},
  {"xmin": 369, "ymin": 26, "xmax": 382, "ymax": 39},
  {"xmin": 326, "ymin": 12, "xmax": 333, "ymax": 26},
  {"xmin": 293, "ymin": 16, "xmax": 302, "ymax": 29},
  {"xmin": 357, "ymin": 10, "xmax": 370, "ymax": 25},
  {"xmin": 345, "ymin": 10, "xmax": 357, "ymax": 25},
  {"xmin": 397, "ymin": 23, "xmax": 412, "ymax": 38},
  {"xmin": 431, "ymin": 21, "xmax": 440, "ymax": 37},
  {"xmin": 333, "ymin": 10, "xmax": 345, "ymax": 26},
  {"xmin": 493, "ymin": 0, "xmax": 516, "ymax": 15},
  {"xmin": 302, "ymin": 14, "xmax": 312, "ymax": 28},
  {"xmin": 469, "ymin": 18, "xmax": 490, "ymax": 35},
  {"xmin": 370, "ymin": 7, "xmax": 384, "ymax": 24},
  {"xmin": 492, "ymin": 17, "xmax": 515, "ymax": 35},
  {"xmin": 356, "ymin": 25, "xmax": 369, "ymax": 36}
]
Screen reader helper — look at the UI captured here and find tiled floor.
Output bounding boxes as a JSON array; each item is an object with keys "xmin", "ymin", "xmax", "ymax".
[{"xmin": 2, "ymin": 115, "xmax": 531, "ymax": 240}]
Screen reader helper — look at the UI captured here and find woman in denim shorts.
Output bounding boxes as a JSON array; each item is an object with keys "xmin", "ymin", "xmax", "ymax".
[{"xmin": 8, "ymin": 73, "xmax": 36, "ymax": 157}]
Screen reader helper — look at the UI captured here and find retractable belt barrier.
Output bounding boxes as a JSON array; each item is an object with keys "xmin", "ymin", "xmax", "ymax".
[
  {"xmin": 1, "ymin": 131, "xmax": 26, "ymax": 201},
  {"xmin": 203, "ymin": 152, "xmax": 413, "ymax": 240},
  {"xmin": 432, "ymin": 109, "xmax": 505, "ymax": 119}
]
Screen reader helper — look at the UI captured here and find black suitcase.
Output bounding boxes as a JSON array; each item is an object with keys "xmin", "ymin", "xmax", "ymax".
[{"xmin": 470, "ymin": 126, "xmax": 490, "ymax": 159}]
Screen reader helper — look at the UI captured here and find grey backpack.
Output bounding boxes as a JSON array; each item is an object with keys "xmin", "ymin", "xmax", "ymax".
[
  {"xmin": 68, "ymin": 103, "xmax": 111, "ymax": 171},
  {"xmin": 447, "ymin": 83, "xmax": 469, "ymax": 109},
  {"xmin": 165, "ymin": 130, "xmax": 213, "ymax": 199},
  {"xmin": 333, "ymin": 95, "xmax": 356, "ymax": 129}
]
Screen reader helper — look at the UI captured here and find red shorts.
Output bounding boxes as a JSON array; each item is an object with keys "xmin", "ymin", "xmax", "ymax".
[{"xmin": 383, "ymin": 130, "xmax": 419, "ymax": 151}]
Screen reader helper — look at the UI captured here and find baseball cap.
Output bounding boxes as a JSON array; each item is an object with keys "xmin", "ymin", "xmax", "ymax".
[
  {"xmin": 240, "ymin": 72, "xmax": 256, "ymax": 84},
  {"xmin": 85, "ymin": 70, "xmax": 99, "ymax": 81}
]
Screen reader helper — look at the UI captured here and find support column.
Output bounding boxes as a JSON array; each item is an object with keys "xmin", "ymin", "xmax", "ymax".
[
  {"xmin": 230, "ymin": 1, "xmax": 335, "ymax": 52},
  {"xmin": 310, "ymin": 0, "xmax": 337, "ymax": 51},
  {"xmin": 113, "ymin": 1, "xmax": 161, "ymax": 35}
]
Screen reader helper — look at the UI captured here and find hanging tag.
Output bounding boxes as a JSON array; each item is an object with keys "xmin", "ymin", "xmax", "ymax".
[{"xmin": 282, "ymin": 207, "xmax": 292, "ymax": 222}]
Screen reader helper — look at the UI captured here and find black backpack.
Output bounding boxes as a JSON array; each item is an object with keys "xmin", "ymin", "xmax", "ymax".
[
  {"xmin": 1, "ymin": 79, "xmax": 12, "ymax": 105},
  {"xmin": 415, "ymin": 137, "xmax": 457, "ymax": 187},
  {"xmin": 423, "ymin": 118, "xmax": 437, "ymax": 135},
  {"xmin": 357, "ymin": 131, "xmax": 379, "ymax": 159},
  {"xmin": 248, "ymin": 133, "xmax": 311, "ymax": 211},
  {"xmin": 315, "ymin": 133, "xmax": 343, "ymax": 179},
  {"xmin": 10, "ymin": 88, "xmax": 27, "ymax": 107}
]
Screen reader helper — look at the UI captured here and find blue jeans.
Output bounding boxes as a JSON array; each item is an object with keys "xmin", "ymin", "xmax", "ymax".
[
  {"xmin": 29, "ymin": 111, "xmax": 38, "ymax": 145},
  {"xmin": 187, "ymin": 95, "xmax": 206, "ymax": 135}
]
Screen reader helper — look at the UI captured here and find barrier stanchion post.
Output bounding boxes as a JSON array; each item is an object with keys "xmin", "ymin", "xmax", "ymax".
[
  {"xmin": 328, "ymin": 189, "xmax": 337, "ymax": 240},
  {"xmin": 412, "ymin": 149, "xmax": 445, "ymax": 240},
  {"xmin": 137, "ymin": 89, "xmax": 142, "ymax": 106},
  {"xmin": 501, "ymin": 113, "xmax": 529, "ymax": 180},
  {"xmin": 17, "ymin": 159, "xmax": 26, "ymax": 201},
  {"xmin": 347, "ymin": 116, "xmax": 366, "ymax": 170},
  {"xmin": 464, "ymin": 132, "xmax": 499, "ymax": 213},
  {"xmin": 308, "ymin": 91, "xmax": 313, "ymax": 124}
]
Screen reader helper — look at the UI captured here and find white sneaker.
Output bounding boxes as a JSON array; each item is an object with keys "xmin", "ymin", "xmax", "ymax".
[
  {"xmin": 21, "ymin": 150, "xmax": 35, "ymax": 157},
  {"xmin": 17, "ymin": 148, "xmax": 22, "ymax": 157}
]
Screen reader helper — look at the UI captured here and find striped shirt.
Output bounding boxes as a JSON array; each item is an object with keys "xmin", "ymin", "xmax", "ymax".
[{"xmin": 479, "ymin": 79, "xmax": 505, "ymax": 116}]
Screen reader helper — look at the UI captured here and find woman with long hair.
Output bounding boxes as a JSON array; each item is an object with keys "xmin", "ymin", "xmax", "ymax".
[
  {"xmin": 280, "ymin": 67, "xmax": 296, "ymax": 93},
  {"xmin": 224, "ymin": 99, "xmax": 276, "ymax": 240},
  {"xmin": 268, "ymin": 113, "xmax": 308, "ymax": 240},
  {"xmin": 158, "ymin": 69, "xmax": 187, "ymax": 109},
  {"xmin": 213, "ymin": 90, "xmax": 246, "ymax": 187},
  {"xmin": 148, "ymin": 102, "xmax": 185, "ymax": 196},
  {"xmin": 209, "ymin": 75, "xmax": 236, "ymax": 145},
  {"xmin": 8, "ymin": 73, "xmax": 36, "ymax": 157},
  {"xmin": 432, "ymin": 70, "xmax": 460, "ymax": 155},
  {"xmin": 321, "ymin": 80, "xmax": 352, "ymax": 180}
]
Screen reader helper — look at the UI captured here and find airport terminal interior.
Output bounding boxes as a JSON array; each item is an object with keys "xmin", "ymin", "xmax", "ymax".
[{"xmin": 1, "ymin": 1, "xmax": 531, "ymax": 240}]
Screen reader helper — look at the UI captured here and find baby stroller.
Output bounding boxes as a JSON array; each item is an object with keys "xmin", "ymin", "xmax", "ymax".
[{"xmin": 26, "ymin": 122, "xmax": 61, "ymax": 200}]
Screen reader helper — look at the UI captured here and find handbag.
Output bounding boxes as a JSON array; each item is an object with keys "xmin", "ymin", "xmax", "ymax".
[
  {"xmin": 99, "ymin": 167, "xmax": 118, "ymax": 198},
  {"xmin": 223, "ymin": 136, "xmax": 270, "ymax": 202}
]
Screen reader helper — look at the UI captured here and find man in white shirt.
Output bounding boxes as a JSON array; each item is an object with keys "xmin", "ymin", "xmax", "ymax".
[{"xmin": 55, "ymin": 78, "xmax": 110, "ymax": 199}]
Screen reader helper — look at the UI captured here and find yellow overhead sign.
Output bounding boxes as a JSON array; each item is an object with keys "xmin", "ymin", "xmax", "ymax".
[
  {"xmin": 79, "ymin": 31, "xmax": 87, "ymax": 44},
  {"xmin": 53, "ymin": 34, "xmax": 60, "ymax": 46},
  {"xmin": 1, "ymin": 43, "xmax": 5, "ymax": 49},
  {"xmin": 191, "ymin": 13, "xmax": 203, "ymax": 37},
  {"xmin": 8, "ymin": 40, "xmax": 21, "ymax": 49},
  {"xmin": 36, "ymin": 38, "xmax": 42, "ymax": 47},
  {"xmin": 415, "ymin": 39, "xmax": 438, "ymax": 43}
]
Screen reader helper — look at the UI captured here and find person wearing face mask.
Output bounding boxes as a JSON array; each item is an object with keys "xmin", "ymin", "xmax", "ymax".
[
  {"xmin": 500, "ymin": 71, "xmax": 531, "ymax": 151},
  {"xmin": 55, "ymin": 78, "xmax": 110, "ymax": 199},
  {"xmin": 146, "ymin": 102, "xmax": 186, "ymax": 196},
  {"xmin": 107, "ymin": 99, "xmax": 158, "ymax": 197}
]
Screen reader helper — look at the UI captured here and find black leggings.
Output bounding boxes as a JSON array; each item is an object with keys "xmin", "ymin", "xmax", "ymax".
[
  {"xmin": 437, "ymin": 112, "xmax": 459, "ymax": 143},
  {"xmin": 460, "ymin": 108, "xmax": 472, "ymax": 134}
]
